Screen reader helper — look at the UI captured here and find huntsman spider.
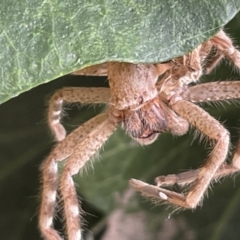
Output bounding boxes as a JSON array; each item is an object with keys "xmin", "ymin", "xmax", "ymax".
[{"xmin": 39, "ymin": 30, "xmax": 240, "ymax": 240}]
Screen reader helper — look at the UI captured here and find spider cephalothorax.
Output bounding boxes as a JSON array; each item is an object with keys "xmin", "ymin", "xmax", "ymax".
[{"xmin": 39, "ymin": 30, "xmax": 240, "ymax": 240}]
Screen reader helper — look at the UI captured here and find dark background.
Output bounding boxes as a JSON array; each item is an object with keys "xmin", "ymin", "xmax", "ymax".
[{"xmin": 1, "ymin": 13, "xmax": 240, "ymax": 240}]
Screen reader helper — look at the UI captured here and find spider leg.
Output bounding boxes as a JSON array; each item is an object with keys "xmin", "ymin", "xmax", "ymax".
[
  {"xmin": 160, "ymin": 101, "xmax": 189, "ymax": 136},
  {"xmin": 39, "ymin": 113, "xmax": 117, "ymax": 240},
  {"xmin": 217, "ymin": 142, "xmax": 240, "ymax": 177},
  {"xmin": 131, "ymin": 100, "xmax": 230, "ymax": 208},
  {"xmin": 59, "ymin": 114, "xmax": 116, "ymax": 240},
  {"xmin": 130, "ymin": 178, "xmax": 188, "ymax": 207},
  {"xmin": 180, "ymin": 46, "xmax": 203, "ymax": 85},
  {"xmin": 156, "ymin": 47, "xmax": 203, "ymax": 96},
  {"xmin": 209, "ymin": 30, "xmax": 240, "ymax": 70},
  {"xmin": 204, "ymin": 51, "xmax": 225, "ymax": 74},
  {"xmin": 154, "ymin": 62, "xmax": 175, "ymax": 76},
  {"xmin": 170, "ymin": 46, "xmax": 203, "ymax": 86},
  {"xmin": 153, "ymin": 145, "xmax": 240, "ymax": 189},
  {"xmin": 150, "ymin": 81, "xmax": 240, "ymax": 188},
  {"xmin": 48, "ymin": 87, "xmax": 110, "ymax": 141},
  {"xmin": 71, "ymin": 62, "xmax": 108, "ymax": 76},
  {"xmin": 189, "ymin": 81, "xmax": 240, "ymax": 103},
  {"xmin": 167, "ymin": 100, "xmax": 230, "ymax": 208}
]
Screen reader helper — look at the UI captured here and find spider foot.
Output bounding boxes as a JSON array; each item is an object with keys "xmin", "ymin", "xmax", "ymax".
[
  {"xmin": 130, "ymin": 179, "xmax": 191, "ymax": 209},
  {"xmin": 155, "ymin": 169, "xmax": 200, "ymax": 187}
]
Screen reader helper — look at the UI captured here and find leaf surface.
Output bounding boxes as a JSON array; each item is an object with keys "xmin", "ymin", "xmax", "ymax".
[{"xmin": 0, "ymin": 0, "xmax": 239, "ymax": 103}]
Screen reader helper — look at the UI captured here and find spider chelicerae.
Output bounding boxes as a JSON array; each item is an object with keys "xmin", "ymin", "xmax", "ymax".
[{"xmin": 39, "ymin": 30, "xmax": 240, "ymax": 240}]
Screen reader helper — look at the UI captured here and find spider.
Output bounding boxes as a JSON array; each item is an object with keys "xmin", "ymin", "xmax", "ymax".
[{"xmin": 39, "ymin": 30, "xmax": 240, "ymax": 240}]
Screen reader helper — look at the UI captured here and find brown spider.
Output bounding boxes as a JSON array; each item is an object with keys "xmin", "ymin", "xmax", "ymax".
[{"xmin": 39, "ymin": 30, "xmax": 240, "ymax": 240}]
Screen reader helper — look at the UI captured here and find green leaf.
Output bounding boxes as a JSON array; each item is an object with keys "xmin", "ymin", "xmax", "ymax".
[{"xmin": 0, "ymin": 0, "xmax": 240, "ymax": 104}]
